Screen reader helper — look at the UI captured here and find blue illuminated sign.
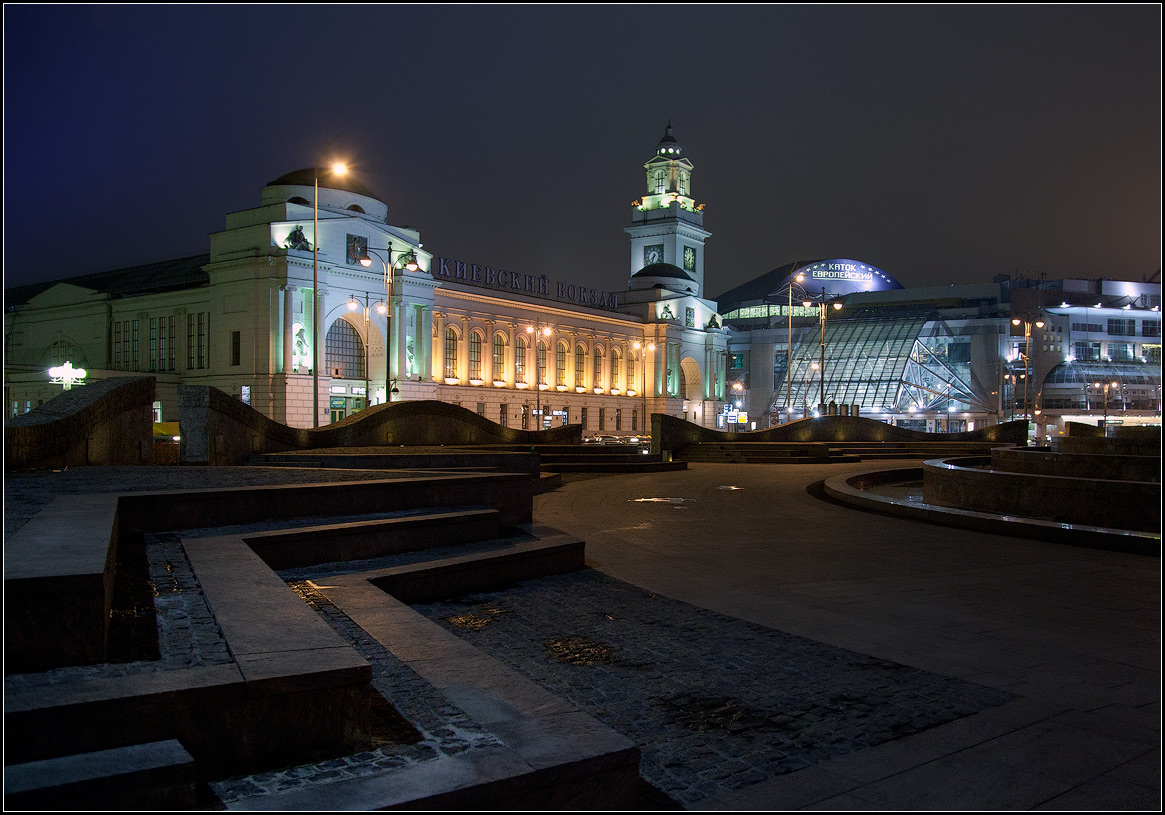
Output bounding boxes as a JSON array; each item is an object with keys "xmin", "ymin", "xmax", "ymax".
[{"xmin": 792, "ymin": 259, "xmax": 902, "ymax": 295}]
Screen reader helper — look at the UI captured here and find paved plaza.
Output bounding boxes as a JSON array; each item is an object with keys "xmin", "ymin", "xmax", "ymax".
[{"xmin": 4, "ymin": 462, "xmax": 1160, "ymax": 809}]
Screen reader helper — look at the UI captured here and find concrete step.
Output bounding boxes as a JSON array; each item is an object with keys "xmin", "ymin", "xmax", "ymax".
[
  {"xmin": 368, "ymin": 536, "xmax": 586, "ymax": 605},
  {"xmin": 3, "ymin": 740, "xmax": 197, "ymax": 810},
  {"xmin": 243, "ymin": 508, "xmax": 503, "ymax": 570}
]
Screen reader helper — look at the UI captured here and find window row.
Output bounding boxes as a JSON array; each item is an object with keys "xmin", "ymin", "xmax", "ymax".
[{"xmin": 442, "ymin": 329, "xmax": 641, "ymax": 391}]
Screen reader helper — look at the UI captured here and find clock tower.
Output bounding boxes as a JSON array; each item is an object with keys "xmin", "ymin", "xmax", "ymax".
[{"xmin": 626, "ymin": 122, "xmax": 712, "ymax": 297}]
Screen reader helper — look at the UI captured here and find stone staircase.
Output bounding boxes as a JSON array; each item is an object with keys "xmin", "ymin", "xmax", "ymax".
[{"xmin": 4, "ymin": 471, "xmax": 642, "ymax": 810}]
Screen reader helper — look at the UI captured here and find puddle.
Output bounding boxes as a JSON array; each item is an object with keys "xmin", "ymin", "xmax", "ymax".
[
  {"xmin": 716, "ymin": 485, "xmax": 743, "ymax": 491},
  {"xmin": 629, "ymin": 497, "xmax": 695, "ymax": 504}
]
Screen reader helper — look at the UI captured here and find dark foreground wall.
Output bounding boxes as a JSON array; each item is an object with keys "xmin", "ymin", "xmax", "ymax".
[
  {"xmin": 4, "ymin": 377, "xmax": 155, "ymax": 472},
  {"xmin": 180, "ymin": 387, "xmax": 583, "ymax": 465},
  {"xmin": 652, "ymin": 413, "xmax": 1029, "ymax": 455}
]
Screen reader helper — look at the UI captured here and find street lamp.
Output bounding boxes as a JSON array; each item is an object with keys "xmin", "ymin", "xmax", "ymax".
[
  {"xmin": 347, "ymin": 294, "xmax": 387, "ymax": 407},
  {"xmin": 1093, "ymin": 380, "xmax": 1120, "ymax": 432},
  {"xmin": 775, "ymin": 271, "xmax": 806, "ymax": 422},
  {"xmin": 313, "ymin": 161, "xmax": 348, "ymax": 427},
  {"xmin": 802, "ymin": 361, "xmax": 819, "ymax": 418},
  {"xmin": 1011, "ymin": 316, "xmax": 1045, "ymax": 420},
  {"xmin": 360, "ymin": 244, "xmax": 420, "ymax": 402},
  {"xmin": 803, "ymin": 290, "xmax": 842, "ymax": 412},
  {"xmin": 731, "ymin": 380, "xmax": 744, "ymax": 432},
  {"xmin": 633, "ymin": 341, "xmax": 655, "ymax": 435},
  {"xmin": 526, "ymin": 322, "xmax": 552, "ymax": 430}
]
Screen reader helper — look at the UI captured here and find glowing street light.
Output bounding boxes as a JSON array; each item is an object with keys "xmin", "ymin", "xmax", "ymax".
[
  {"xmin": 312, "ymin": 159, "xmax": 348, "ymax": 427},
  {"xmin": 347, "ymin": 294, "xmax": 387, "ymax": 407},
  {"xmin": 526, "ymin": 322, "xmax": 553, "ymax": 429},
  {"xmin": 633, "ymin": 341, "xmax": 655, "ymax": 435},
  {"xmin": 1011, "ymin": 315, "xmax": 1045, "ymax": 420},
  {"xmin": 48, "ymin": 361, "xmax": 86, "ymax": 390},
  {"xmin": 360, "ymin": 243, "xmax": 420, "ymax": 402}
]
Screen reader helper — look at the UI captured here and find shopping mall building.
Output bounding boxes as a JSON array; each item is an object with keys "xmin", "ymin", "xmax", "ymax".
[{"xmin": 5, "ymin": 126, "xmax": 1161, "ymax": 438}]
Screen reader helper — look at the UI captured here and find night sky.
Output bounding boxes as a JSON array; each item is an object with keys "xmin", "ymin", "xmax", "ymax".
[{"xmin": 4, "ymin": 5, "xmax": 1160, "ymax": 298}]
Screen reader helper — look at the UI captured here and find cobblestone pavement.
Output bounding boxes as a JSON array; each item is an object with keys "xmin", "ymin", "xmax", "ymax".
[
  {"xmin": 414, "ymin": 570, "xmax": 1017, "ymax": 809},
  {"xmin": 1, "ymin": 466, "xmax": 1017, "ymax": 809},
  {"xmin": 210, "ymin": 579, "xmax": 503, "ymax": 805}
]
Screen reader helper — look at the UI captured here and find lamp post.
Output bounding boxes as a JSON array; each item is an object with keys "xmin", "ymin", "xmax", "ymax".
[
  {"xmin": 802, "ymin": 361, "xmax": 818, "ymax": 418},
  {"xmin": 633, "ymin": 341, "xmax": 655, "ymax": 435},
  {"xmin": 1093, "ymin": 380, "xmax": 1119, "ymax": 432},
  {"xmin": 732, "ymin": 381, "xmax": 744, "ymax": 432},
  {"xmin": 803, "ymin": 290, "xmax": 842, "ymax": 412},
  {"xmin": 360, "ymin": 244, "xmax": 419, "ymax": 402},
  {"xmin": 1011, "ymin": 316, "xmax": 1045, "ymax": 420},
  {"xmin": 778, "ymin": 272, "xmax": 806, "ymax": 422},
  {"xmin": 313, "ymin": 161, "xmax": 348, "ymax": 428},
  {"xmin": 347, "ymin": 294, "xmax": 387, "ymax": 408},
  {"xmin": 526, "ymin": 322, "xmax": 552, "ymax": 430}
]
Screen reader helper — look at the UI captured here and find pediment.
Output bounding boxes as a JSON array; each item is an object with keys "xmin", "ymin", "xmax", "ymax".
[{"xmin": 25, "ymin": 282, "xmax": 104, "ymax": 308}]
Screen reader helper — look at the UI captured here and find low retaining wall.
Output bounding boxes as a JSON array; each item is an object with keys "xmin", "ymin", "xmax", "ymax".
[
  {"xmin": 1056, "ymin": 434, "xmax": 1162, "ymax": 457},
  {"xmin": 180, "ymin": 387, "xmax": 582, "ymax": 465},
  {"xmin": 923, "ymin": 456, "xmax": 1160, "ymax": 532},
  {"xmin": 652, "ymin": 413, "xmax": 1028, "ymax": 456},
  {"xmin": 4, "ymin": 377, "xmax": 155, "ymax": 471},
  {"xmin": 992, "ymin": 447, "xmax": 1161, "ymax": 483}
]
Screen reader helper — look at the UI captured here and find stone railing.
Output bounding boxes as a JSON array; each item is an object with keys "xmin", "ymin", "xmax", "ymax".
[
  {"xmin": 652, "ymin": 413, "xmax": 1029, "ymax": 456},
  {"xmin": 4, "ymin": 377, "xmax": 155, "ymax": 472},
  {"xmin": 179, "ymin": 388, "xmax": 582, "ymax": 465}
]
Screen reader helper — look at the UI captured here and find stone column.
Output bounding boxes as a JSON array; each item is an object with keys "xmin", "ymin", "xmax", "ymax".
[
  {"xmin": 281, "ymin": 285, "xmax": 296, "ymax": 374},
  {"xmin": 460, "ymin": 316, "xmax": 470, "ymax": 382},
  {"xmin": 433, "ymin": 312, "xmax": 444, "ymax": 381}
]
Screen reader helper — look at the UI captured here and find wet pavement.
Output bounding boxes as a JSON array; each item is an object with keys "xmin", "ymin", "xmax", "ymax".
[
  {"xmin": 5, "ymin": 463, "xmax": 1159, "ymax": 810},
  {"xmin": 413, "ymin": 570, "xmax": 1014, "ymax": 808}
]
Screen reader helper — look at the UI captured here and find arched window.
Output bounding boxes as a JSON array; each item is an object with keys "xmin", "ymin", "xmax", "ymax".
[
  {"xmin": 326, "ymin": 319, "xmax": 365, "ymax": 378},
  {"xmin": 556, "ymin": 341, "xmax": 568, "ymax": 386},
  {"xmin": 611, "ymin": 347, "xmax": 621, "ymax": 389},
  {"xmin": 653, "ymin": 170, "xmax": 666, "ymax": 194},
  {"xmin": 593, "ymin": 346, "xmax": 603, "ymax": 389},
  {"xmin": 628, "ymin": 351, "xmax": 637, "ymax": 391},
  {"xmin": 575, "ymin": 344, "xmax": 586, "ymax": 388},
  {"xmin": 515, "ymin": 334, "xmax": 528, "ymax": 384},
  {"xmin": 469, "ymin": 331, "xmax": 483, "ymax": 380},
  {"xmin": 537, "ymin": 340, "xmax": 548, "ymax": 387},
  {"xmin": 443, "ymin": 327, "xmax": 458, "ymax": 379},
  {"xmin": 493, "ymin": 334, "xmax": 506, "ymax": 380}
]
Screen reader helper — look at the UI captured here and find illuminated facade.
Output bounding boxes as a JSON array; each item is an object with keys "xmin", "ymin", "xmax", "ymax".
[
  {"xmin": 720, "ymin": 267, "xmax": 1161, "ymax": 436},
  {"xmin": 4, "ymin": 126, "xmax": 731, "ymax": 432}
]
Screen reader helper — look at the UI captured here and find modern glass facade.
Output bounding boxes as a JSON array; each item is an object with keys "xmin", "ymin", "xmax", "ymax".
[{"xmin": 781, "ymin": 311, "xmax": 929, "ymax": 414}]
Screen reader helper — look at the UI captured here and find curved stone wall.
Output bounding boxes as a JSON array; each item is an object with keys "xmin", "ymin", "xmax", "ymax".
[
  {"xmin": 652, "ymin": 413, "xmax": 1028, "ymax": 455},
  {"xmin": 923, "ymin": 456, "xmax": 1160, "ymax": 533},
  {"xmin": 4, "ymin": 377, "xmax": 155, "ymax": 471},
  {"xmin": 991, "ymin": 447, "xmax": 1161, "ymax": 483},
  {"xmin": 179, "ymin": 387, "xmax": 582, "ymax": 465}
]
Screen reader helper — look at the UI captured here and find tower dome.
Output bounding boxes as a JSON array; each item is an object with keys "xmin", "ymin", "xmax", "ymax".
[{"xmin": 654, "ymin": 121, "xmax": 683, "ymax": 158}]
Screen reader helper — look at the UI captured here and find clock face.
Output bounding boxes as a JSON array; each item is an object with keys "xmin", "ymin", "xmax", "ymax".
[
  {"xmin": 683, "ymin": 246, "xmax": 697, "ymax": 271},
  {"xmin": 644, "ymin": 244, "xmax": 663, "ymax": 266}
]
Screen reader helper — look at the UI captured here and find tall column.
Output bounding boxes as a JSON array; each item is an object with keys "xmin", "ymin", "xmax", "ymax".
[
  {"xmin": 484, "ymin": 320, "xmax": 495, "ymax": 383},
  {"xmin": 655, "ymin": 340, "xmax": 665, "ymax": 397},
  {"xmin": 433, "ymin": 312, "xmax": 444, "ymax": 381},
  {"xmin": 507, "ymin": 322, "xmax": 517, "ymax": 386},
  {"xmin": 460, "ymin": 316, "xmax": 470, "ymax": 382},
  {"xmin": 418, "ymin": 305, "xmax": 432, "ymax": 381},
  {"xmin": 281, "ymin": 285, "xmax": 296, "ymax": 373}
]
